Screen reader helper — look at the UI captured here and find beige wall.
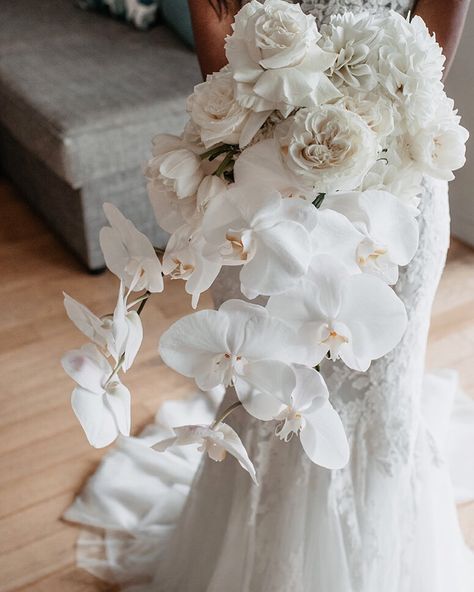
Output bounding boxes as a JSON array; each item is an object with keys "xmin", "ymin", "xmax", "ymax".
[{"xmin": 447, "ymin": 6, "xmax": 474, "ymax": 246}]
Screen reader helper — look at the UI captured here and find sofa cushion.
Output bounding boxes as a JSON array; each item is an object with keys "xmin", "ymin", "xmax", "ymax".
[
  {"xmin": 0, "ymin": 0, "xmax": 200, "ymax": 189},
  {"xmin": 75, "ymin": 0, "xmax": 161, "ymax": 31},
  {"xmin": 161, "ymin": 0, "xmax": 195, "ymax": 48}
]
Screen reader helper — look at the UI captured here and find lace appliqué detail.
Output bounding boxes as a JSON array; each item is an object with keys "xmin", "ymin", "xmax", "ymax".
[{"xmin": 299, "ymin": 0, "xmax": 414, "ymax": 23}]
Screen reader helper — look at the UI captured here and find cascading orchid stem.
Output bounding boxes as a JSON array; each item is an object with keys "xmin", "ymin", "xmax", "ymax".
[
  {"xmin": 103, "ymin": 289, "xmax": 151, "ymax": 387},
  {"xmin": 211, "ymin": 400, "xmax": 243, "ymax": 429},
  {"xmin": 127, "ymin": 291, "xmax": 151, "ymax": 310},
  {"xmin": 104, "ymin": 352, "xmax": 126, "ymax": 388},
  {"xmin": 136, "ymin": 290, "xmax": 151, "ymax": 316},
  {"xmin": 199, "ymin": 143, "xmax": 237, "ymax": 161}
]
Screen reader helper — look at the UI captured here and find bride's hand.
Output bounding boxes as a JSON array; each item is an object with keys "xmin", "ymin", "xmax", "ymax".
[
  {"xmin": 413, "ymin": 0, "xmax": 470, "ymax": 78},
  {"xmin": 188, "ymin": 0, "xmax": 241, "ymax": 78}
]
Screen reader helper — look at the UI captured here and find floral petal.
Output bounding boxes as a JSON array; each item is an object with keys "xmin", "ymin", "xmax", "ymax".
[
  {"xmin": 291, "ymin": 364, "xmax": 328, "ymax": 412},
  {"xmin": 71, "ymin": 387, "xmax": 118, "ymax": 448},
  {"xmin": 300, "ymin": 400, "xmax": 349, "ymax": 469},
  {"xmin": 215, "ymin": 423, "xmax": 258, "ymax": 484},
  {"xmin": 62, "ymin": 344, "xmax": 110, "ymax": 393},
  {"xmin": 159, "ymin": 310, "xmax": 229, "ymax": 388},
  {"xmin": 63, "ymin": 293, "xmax": 109, "ymax": 349},
  {"xmin": 105, "ymin": 382, "xmax": 131, "ymax": 437},
  {"xmin": 339, "ymin": 273, "xmax": 407, "ymax": 368},
  {"xmin": 234, "ymin": 360, "xmax": 294, "ymax": 420}
]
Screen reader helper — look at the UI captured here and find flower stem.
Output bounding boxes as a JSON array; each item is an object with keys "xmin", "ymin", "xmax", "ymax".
[
  {"xmin": 104, "ymin": 352, "xmax": 125, "ymax": 388},
  {"xmin": 312, "ymin": 192, "xmax": 326, "ymax": 209},
  {"xmin": 200, "ymin": 144, "xmax": 233, "ymax": 161},
  {"xmin": 214, "ymin": 151, "xmax": 235, "ymax": 177},
  {"xmin": 136, "ymin": 290, "xmax": 151, "ymax": 316},
  {"xmin": 212, "ymin": 400, "xmax": 243, "ymax": 429}
]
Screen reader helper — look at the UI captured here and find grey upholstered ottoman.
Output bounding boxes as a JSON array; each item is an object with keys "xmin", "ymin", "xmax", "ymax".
[{"xmin": 0, "ymin": 0, "xmax": 201, "ymax": 269}]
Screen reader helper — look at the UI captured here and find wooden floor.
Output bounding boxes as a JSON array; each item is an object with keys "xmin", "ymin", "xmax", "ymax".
[{"xmin": 0, "ymin": 178, "xmax": 473, "ymax": 591}]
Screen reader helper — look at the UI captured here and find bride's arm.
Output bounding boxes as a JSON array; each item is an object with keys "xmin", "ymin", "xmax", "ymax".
[
  {"xmin": 188, "ymin": 0, "xmax": 240, "ymax": 78},
  {"xmin": 413, "ymin": 0, "xmax": 471, "ymax": 76}
]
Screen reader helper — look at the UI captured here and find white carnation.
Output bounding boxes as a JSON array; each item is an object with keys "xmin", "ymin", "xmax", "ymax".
[
  {"xmin": 321, "ymin": 12, "xmax": 380, "ymax": 91},
  {"xmin": 377, "ymin": 12, "xmax": 445, "ymax": 131}
]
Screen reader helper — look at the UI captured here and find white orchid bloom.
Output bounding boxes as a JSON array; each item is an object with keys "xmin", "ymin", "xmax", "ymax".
[
  {"xmin": 267, "ymin": 255, "xmax": 407, "ymax": 372},
  {"xmin": 163, "ymin": 223, "xmax": 222, "ymax": 309},
  {"xmin": 107, "ymin": 282, "xmax": 143, "ymax": 372},
  {"xmin": 61, "ymin": 344, "xmax": 131, "ymax": 448},
  {"xmin": 273, "ymin": 365, "xmax": 348, "ymax": 468},
  {"xmin": 322, "ymin": 190, "xmax": 419, "ymax": 284},
  {"xmin": 311, "ymin": 208, "xmax": 363, "ymax": 274},
  {"xmin": 64, "ymin": 285, "xmax": 143, "ymax": 371},
  {"xmin": 237, "ymin": 363, "xmax": 348, "ymax": 469},
  {"xmin": 63, "ymin": 292, "xmax": 112, "ymax": 351},
  {"xmin": 99, "ymin": 203, "xmax": 163, "ymax": 293},
  {"xmin": 153, "ymin": 423, "xmax": 257, "ymax": 483},
  {"xmin": 159, "ymin": 299, "xmax": 309, "ymax": 396},
  {"xmin": 202, "ymin": 185, "xmax": 318, "ymax": 298}
]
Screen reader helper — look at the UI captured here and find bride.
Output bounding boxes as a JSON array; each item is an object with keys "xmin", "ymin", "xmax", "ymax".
[{"xmin": 65, "ymin": 1, "xmax": 474, "ymax": 591}]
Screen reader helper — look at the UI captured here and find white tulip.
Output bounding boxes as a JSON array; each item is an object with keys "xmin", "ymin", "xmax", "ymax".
[
  {"xmin": 322, "ymin": 190, "xmax": 419, "ymax": 284},
  {"xmin": 226, "ymin": 0, "xmax": 340, "ymax": 116},
  {"xmin": 147, "ymin": 182, "xmax": 196, "ymax": 234},
  {"xmin": 62, "ymin": 344, "xmax": 131, "ymax": 448},
  {"xmin": 159, "ymin": 299, "xmax": 309, "ymax": 393},
  {"xmin": 195, "ymin": 175, "xmax": 228, "ymax": 212},
  {"xmin": 99, "ymin": 203, "xmax": 163, "ymax": 293},
  {"xmin": 163, "ymin": 223, "xmax": 222, "ymax": 309},
  {"xmin": 202, "ymin": 184, "xmax": 318, "ymax": 298},
  {"xmin": 145, "ymin": 133, "xmax": 204, "ymax": 199},
  {"xmin": 407, "ymin": 109, "xmax": 469, "ymax": 181},
  {"xmin": 154, "ymin": 423, "xmax": 257, "ymax": 483},
  {"xmin": 267, "ymin": 255, "xmax": 407, "ymax": 372}
]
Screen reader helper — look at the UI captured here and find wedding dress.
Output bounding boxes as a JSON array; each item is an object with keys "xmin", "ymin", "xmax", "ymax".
[{"xmin": 64, "ymin": 1, "xmax": 474, "ymax": 591}]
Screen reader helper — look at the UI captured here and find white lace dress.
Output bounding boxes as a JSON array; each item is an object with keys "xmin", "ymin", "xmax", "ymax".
[{"xmin": 64, "ymin": 2, "xmax": 474, "ymax": 591}]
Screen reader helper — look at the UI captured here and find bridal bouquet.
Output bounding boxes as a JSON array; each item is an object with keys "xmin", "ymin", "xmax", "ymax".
[{"xmin": 62, "ymin": 0, "xmax": 467, "ymax": 482}]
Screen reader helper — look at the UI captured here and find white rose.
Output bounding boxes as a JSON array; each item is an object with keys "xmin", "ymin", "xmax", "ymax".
[
  {"xmin": 276, "ymin": 105, "xmax": 378, "ymax": 192},
  {"xmin": 187, "ymin": 68, "xmax": 269, "ymax": 149},
  {"xmin": 145, "ymin": 134, "xmax": 204, "ymax": 199},
  {"xmin": 321, "ymin": 12, "xmax": 380, "ymax": 91},
  {"xmin": 226, "ymin": 0, "xmax": 340, "ymax": 117}
]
